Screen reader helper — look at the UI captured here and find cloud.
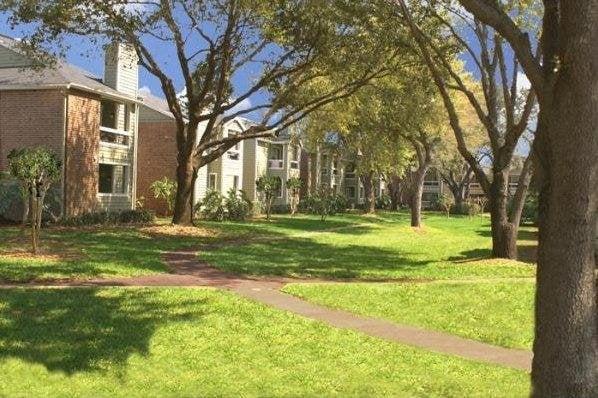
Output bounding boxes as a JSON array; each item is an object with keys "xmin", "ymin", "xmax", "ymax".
[
  {"xmin": 517, "ymin": 72, "xmax": 531, "ymax": 93},
  {"xmin": 138, "ymin": 85, "xmax": 152, "ymax": 96},
  {"xmin": 226, "ymin": 97, "xmax": 253, "ymax": 116}
]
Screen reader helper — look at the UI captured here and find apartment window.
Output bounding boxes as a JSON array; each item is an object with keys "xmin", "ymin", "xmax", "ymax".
[
  {"xmin": 345, "ymin": 163, "xmax": 356, "ymax": 178},
  {"xmin": 101, "ymin": 100, "xmax": 118, "ymax": 129},
  {"xmin": 208, "ymin": 173, "xmax": 217, "ymax": 190},
  {"xmin": 227, "ymin": 130, "xmax": 240, "ymax": 160},
  {"xmin": 99, "ymin": 164, "xmax": 128, "ymax": 194},
  {"xmin": 346, "ymin": 186, "xmax": 356, "ymax": 198},
  {"xmin": 233, "ymin": 175, "xmax": 239, "ymax": 191}
]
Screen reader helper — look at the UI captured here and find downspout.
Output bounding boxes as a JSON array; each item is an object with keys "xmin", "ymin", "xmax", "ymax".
[
  {"xmin": 131, "ymin": 102, "xmax": 139, "ymax": 209},
  {"xmin": 61, "ymin": 91, "xmax": 69, "ymax": 217}
]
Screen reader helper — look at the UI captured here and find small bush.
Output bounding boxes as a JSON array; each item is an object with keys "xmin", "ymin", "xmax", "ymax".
[
  {"xmin": 434, "ymin": 193, "xmax": 454, "ymax": 217},
  {"xmin": 61, "ymin": 209, "xmax": 155, "ymax": 226},
  {"xmin": 150, "ymin": 177, "xmax": 177, "ymax": 215},
  {"xmin": 375, "ymin": 194, "xmax": 391, "ymax": 210},
  {"xmin": 302, "ymin": 190, "xmax": 347, "ymax": 221},
  {"xmin": 224, "ymin": 189, "xmax": 252, "ymax": 221},
  {"xmin": 520, "ymin": 191, "xmax": 538, "ymax": 225},
  {"xmin": 196, "ymin": 190, "xmax": 226, "ymax": 221},
  {"xmin": 464, "ymin": 199, "xmax": 482, "ymax": 217}
]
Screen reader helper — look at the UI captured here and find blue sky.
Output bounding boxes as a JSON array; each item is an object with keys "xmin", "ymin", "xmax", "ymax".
[{"xmin": 0, "ymin": 12, "xmax": 261, "ymax": 115}]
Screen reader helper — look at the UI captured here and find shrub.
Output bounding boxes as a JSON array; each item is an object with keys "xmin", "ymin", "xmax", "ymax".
[
  {"xmin": 150, "ymin": 177, "xmax": 177, "ymax": 215},
  {"xmin": 375, "ymin": 194, "xmax": 391, "ymax": 210},
  {"xmin": 286, "ymin": 177, "xmax": 303, "ymax": 216},
  {"xmin": 435, "ymin": 193, "xmax": 454, "ymax": 217},
  {"xmin": 196, "ymin": 190, "xmax": 225, "ymax": 221},
  {"xmin": 8, "ymin": 147, "xmax": 61, "ymax": 254},
  {"xmin": 520, "ymin": 191, "xmax": 538, "ymax": 225},
  {"xmin": 302, "ymin": 190, "xmax": 347, "ymax": 221},
  {"xmin": 256, "ymin": 176, "xmax": 281, "ymax": 220},
  {"xmin": 61, "ymin": 209, "xmax": 155, "ymax": 226},
  {"xmin": 464, "ymin": 199, "xmax": 482, "ymax": 218},
  {"xmin": 224, "ymin": 189, "xmax": 252, "ymax": 221}
]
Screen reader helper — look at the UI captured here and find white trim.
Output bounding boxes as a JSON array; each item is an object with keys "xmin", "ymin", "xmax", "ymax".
[
  {"xmin": 100, "ymin": 141, "xmax": 129, "ymax": 149},
  {"xmin": 100, "ymin": 125, "xmax": 131, "ymax": 136},
  {"xmin": 98, "ymin": 159, "xmax": 130, "ymax": 166},
  {"xmin": 0, "ymin": 83, "xmax": 141, "ymax": 103},
  {"xmin": 97, "ymin": 193, "xmax": 130, "ymax": 198}
]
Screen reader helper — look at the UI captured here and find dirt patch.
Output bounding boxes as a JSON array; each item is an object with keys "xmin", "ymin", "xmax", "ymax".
[{"xmin": 140, "ymin": 224, "xmax": 220, "ymax": 238}]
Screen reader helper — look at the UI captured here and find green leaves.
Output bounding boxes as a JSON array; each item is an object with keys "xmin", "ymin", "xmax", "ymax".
[{"xmin": 7, "ymin": 147, "xmax": 61, "ymax": 186}]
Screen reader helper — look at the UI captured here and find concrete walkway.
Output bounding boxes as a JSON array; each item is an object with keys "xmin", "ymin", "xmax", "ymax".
[
  {"xmin": 0, "ymin": 248, "xmax": 533, "ymax": 372},
  {"xmin": 165, "ymin": 249, "xmax": 533, "ymax": 371}
]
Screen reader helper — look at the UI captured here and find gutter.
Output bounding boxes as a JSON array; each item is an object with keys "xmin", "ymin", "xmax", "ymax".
[{"xmin": 0, "ymin": 83, "xmax": 143, "ymax": 104}]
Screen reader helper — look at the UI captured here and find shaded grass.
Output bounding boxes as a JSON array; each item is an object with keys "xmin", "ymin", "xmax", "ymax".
[
  {"xmin": 0, "ymin": 287, "xmax": 529, "ymax": 397},
  {"xmin": 0, "ymin": 225, "xmax": 219, "ymax": 282},
  {"xmin": 284, "ymin": 281, "xmax": 535, "ymax": 349},
  {"xmin": 202, "ymin": 212, "xmax": 536, "ymax": 280}
]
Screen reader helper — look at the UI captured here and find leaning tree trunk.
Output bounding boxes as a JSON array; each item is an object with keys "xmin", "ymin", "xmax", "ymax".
[
  {"xmin": 410, "ymin": 166, "xmax": 428, "ymax": 228},
  {"xmin": 487, "ymin": 169, "xmax": 518, "ymax": 259},
  {"xmin": 172, "ymin": 155, "xmax": 196, "ymax": 225},
  {"xmin": 530, "ymin": 17, "xmax": 598, "ymax": 395}
]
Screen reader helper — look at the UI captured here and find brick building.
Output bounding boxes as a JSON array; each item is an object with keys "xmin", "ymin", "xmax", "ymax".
[{"xmin": 0, "ymin": 35, "xmax": 140, "ymax": 220}]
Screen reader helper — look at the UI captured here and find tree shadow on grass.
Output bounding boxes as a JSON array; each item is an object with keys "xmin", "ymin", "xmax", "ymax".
[
  {"xmin": 203, "ymin": 237, "xmax": 432, "ymax": 279},
  {"xmin": 448, "ymin": 246, "xmax": 537, "ymax": 264},
  {"xmin": 0, "ymin": 227, "xmax": 209, "ymax": 282},
  {"xmin": 0, "ymin": 288, "xmax": 205, "ymax": 374}
]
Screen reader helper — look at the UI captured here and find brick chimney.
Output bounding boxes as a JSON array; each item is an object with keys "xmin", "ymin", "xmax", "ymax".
[{"xmin": 104, "ymin": 42, "xmax": 139, "ymax": 97}]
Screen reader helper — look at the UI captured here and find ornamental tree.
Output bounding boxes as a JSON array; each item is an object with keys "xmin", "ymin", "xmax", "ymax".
[
  {"xmin": 255, "ymin": 175, "xmax": 281, "ymax": 220},
  {"xmin": 7, "ymin": 147, "xmax": 61, "ymax": 254}
]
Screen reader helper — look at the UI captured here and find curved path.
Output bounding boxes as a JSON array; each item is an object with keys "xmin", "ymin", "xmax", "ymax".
[{"xmin": 0, "ymin": 248, "xmax": 533, "ymax": 372}]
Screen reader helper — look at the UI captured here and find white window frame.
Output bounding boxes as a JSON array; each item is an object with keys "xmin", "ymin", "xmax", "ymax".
[
  {"xmin": 97, "ymin": 161, "xmax": 130, "ymax": 197},
  {"xmin": 208, "ymin": 173, "xmax": 218, "ymax": 190}
]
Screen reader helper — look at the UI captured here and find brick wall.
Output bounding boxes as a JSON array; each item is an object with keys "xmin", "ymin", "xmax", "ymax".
[
  {"xmin": 0, "ymin": 89, "xmax": 65, "ymax": 220},
  {"xmin": 0, "ymin": 90, "xmax": 65, "ymax": 170},
  {"xmin": 64, "ymin": 90, "xmax": 100, "ymax": 217},
  {"xmin": 137, "ymin": 119, "xmax": 178, "ymax": 215}
]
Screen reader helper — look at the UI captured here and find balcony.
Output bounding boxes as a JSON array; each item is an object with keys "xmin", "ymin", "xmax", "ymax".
[
  {"xmin": 268, "ymin": 159, "xmax": 284, "ymax": 169},
  {"xmin": 423, "ymin": 181, "xmax": 441, "ymax": 193},
  {"xmin": 100, "ymin": 126, "xmax": 130, "ymax": 148}
]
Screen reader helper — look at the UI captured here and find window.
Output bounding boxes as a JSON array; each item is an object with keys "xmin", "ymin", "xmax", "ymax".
[
  {"xmin": 291, "ymin": 146, "xmax": 299, "ymax": 161},
  {"xmin": 99, "ymin": 164, "xmax": 128, "ymax": 194},
  {"xmin": 101, "ymin": 100, "xmax": 118, "ymax": 129},
  {"xmin": 227, "ymin": 131, "xmax": 240, "ymax": 160},
  {"xmin": 346, "ymin": 186, "xmax": 356, "ymax": 198},
  {"xmin": 208, "ymin": 173, "xmax": 217, "ymax": 190},
  {"xmin": 233, "ymin": 175, "xmax": 239, "ymax": 191},
  {"xmin": 345, "ymin": 163, "xmax": 356, "ymax": 178},
  {"xmin": 270, "ymin": 146, "xmax": 283, "ymax": 160}
]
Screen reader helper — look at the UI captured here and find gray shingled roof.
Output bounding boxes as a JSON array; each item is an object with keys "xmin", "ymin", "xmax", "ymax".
[
  {"xmin": 139, "ymin": 91, "xmax": 175, "ymax": 119},
  {"xmin": 0, "ymin": 35, "xmax": 137, "ymax": 102}
]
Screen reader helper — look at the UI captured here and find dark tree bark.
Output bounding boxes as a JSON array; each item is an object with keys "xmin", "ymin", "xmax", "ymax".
[
  {"xmin": 388, "ymin": 173, "xmax": 403, "ymax": 210},
  {"xmin": 361, "ymin": 171, "xmax": 376, "ymax": 214},
  {"xmin": 456, "ymin": 1, "xmax": 598, "ymax": 395},
  {"xmin": 407, "ymin": 135, "xmax": 433, "ymax": 228},
  {"xmin": 172, "ymin": 155, "xmax": 195, "ymax": 225},
  {"xmin": 396, "ymin": 0, "xmax": 535, "ymax": 258}
]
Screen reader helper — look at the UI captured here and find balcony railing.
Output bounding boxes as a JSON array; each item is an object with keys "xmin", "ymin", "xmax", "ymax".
[
  {"xmin": 100, "ymin": 126, "xmax": 130, "ymax": 148},
  {"xmin": 268, "ymin": 159, "xmax": 284, "ymax": 169}
]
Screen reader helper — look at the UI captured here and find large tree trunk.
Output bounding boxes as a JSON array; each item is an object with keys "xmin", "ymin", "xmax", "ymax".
[
  {"xmin": 530, "ymin": 10, "xmax": 598, "ymax": 394},
  {"xmin": 361, "ymin": 172, "xmax": 375, "ymax": 214},
  {"xmin": 388, "ymin": 173, "xmax": 402, "ymax": 210},
  {"xmin": 488, "ymin": 170, "xmax": 518, "ymax": 259},
  {"xmin": 172, "ymin": 155, "xmax": 195, "ymax": 225},
  {"xmin": 410, "ymin": 166, "xmax": 427, "ymax": 228}
]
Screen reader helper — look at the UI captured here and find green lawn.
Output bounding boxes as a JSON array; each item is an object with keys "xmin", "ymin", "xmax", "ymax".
[
  {"xmin": 202, "ymin": 212, "xmax": 537, "ymax": 280},
  {"xmin": 284, "ymin": 280, "xmax": 535, "ymax": 349},
  {"xmin": 0, "ymin": 224, "xmax": 221, "ymax": 282},
  {"xmin": 0, "ymin": 287, "xmax": 529, "ymax": 397}
]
